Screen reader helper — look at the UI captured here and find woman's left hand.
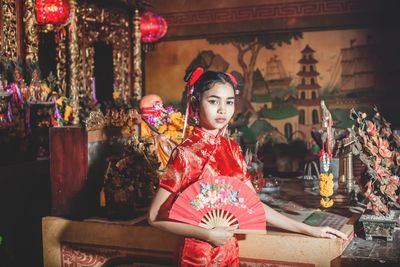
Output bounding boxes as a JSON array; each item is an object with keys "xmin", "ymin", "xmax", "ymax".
[{"xmin": 308, "ymin": 226, "xmax": 348, "ymax": 240}]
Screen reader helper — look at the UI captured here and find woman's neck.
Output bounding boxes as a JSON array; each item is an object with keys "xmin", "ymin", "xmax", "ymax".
[{"xmin": 199, "ymin": 126, "xmax": 219, "ymax": 137}]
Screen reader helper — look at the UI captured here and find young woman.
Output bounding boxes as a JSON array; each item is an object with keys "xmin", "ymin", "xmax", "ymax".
[{"xmin": 148, "ymin": 69, "xmax": 347, "ymax": 266}]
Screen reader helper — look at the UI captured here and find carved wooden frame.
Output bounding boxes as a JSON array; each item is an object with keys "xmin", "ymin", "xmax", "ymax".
[{"xmin": 77, "ymin": 4, "xmax": 132, "ymax": 103}]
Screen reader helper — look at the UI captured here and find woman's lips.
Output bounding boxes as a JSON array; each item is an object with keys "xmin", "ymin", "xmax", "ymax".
[{"xmin": 215, "ymin": 118, "xmax": 226, "ymax": 123}]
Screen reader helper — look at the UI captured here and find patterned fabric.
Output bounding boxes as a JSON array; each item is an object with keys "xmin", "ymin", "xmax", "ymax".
[
  {"xmin": 160, "ymin": 127, "xmax": 250, "ymax": 266},
  {"xmin": 179, "ymin": 237, "xmax": 239, "ymax": 267},
  {"xmin": 160, "ymin": 127, "xmax": 250, "ymax": 193}
]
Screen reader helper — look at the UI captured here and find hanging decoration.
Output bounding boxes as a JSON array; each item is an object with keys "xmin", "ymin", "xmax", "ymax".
[
  {"xmin": 35, "ymin": 0, "xmax": 71, "ymax": 31},
  {"xmin": 140, "ymin": 11, "xmax": 168, "ymax": 43},
  {"xmin": 319, "ymin": 100, "xmax": 334, "ymax": 208}
]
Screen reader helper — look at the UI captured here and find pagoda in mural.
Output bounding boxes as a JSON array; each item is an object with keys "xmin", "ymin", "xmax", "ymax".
[{"xmin": 295, "ymin": 45, "xmax": 321, "ymax": 141}]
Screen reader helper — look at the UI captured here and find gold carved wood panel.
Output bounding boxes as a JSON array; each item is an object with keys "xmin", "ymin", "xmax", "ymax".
[{"xmin": 78, "ymin": 4, "xmax": 131, "ymax": 102}]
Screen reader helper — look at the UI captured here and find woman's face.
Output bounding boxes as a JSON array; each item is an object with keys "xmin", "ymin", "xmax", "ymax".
[{"xmin": 198, "ymin": 82, "xmax": 235, "ymax": 135}]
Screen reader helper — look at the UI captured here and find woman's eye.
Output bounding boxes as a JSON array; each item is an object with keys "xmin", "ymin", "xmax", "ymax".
[
  {"xmin": 227, "ymin": 100, "xmax": 234, "ymax": 105},
  {"xmin": 208, "ymin": 100, "xmax": 218, "ymax": 105}
]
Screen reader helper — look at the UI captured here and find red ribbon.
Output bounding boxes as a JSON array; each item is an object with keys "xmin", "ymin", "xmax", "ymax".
[
  {"xmin": 225, "ymin": 72, "xmax": 237, "ymax": 87},
  {"xmin": 187, "ymin": 68, "xmax": 204, "ymax": 89}
]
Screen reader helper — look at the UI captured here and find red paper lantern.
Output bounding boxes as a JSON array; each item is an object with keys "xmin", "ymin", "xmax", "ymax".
[
  {"xmin": 35, "ymin": 0, "xmax": 71, "ymax": 26},
  {"xmin": 140, "ymin": 11, "xmax": 168, "ymax": 43}
]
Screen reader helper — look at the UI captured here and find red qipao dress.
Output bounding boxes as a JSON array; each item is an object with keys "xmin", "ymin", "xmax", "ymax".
[{"xmin": 159, "ymin": 127, "xmax": 251, "ymax": 266}]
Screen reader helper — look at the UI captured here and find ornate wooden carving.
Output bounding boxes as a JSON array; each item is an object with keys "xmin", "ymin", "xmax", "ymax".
[{"xmin": 78, "ymin": 4, "xmax": 131, "ymax": 103}]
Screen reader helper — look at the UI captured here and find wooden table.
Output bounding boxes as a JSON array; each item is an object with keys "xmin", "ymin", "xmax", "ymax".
[
  {"xmin": 42, "ymin": 215, "xmax": 354, "ymax": 267},
  {"xmin": 42, "ymin": 178, "xmax": 356, "ymax": 267},
  {"xmin": 341, "ymin": 229, "xmax": 400, "ymax": 267}
]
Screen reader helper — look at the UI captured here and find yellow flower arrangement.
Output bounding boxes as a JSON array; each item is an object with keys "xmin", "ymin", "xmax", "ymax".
[
  {"xmin": 54, "ymin": 95, "xmax": 73, "ymax": 126},
  {"xmin": 64, "ymin": 105, "xmax": 72, "ymax": 121},
  {"xmin": 161, "ymin": 111, "xmax": 193, "ymax": 144},
  {"xmin": 319, "ymin": 172, "xmax": 334, "ymax": 208},
  {"xmin": 319, "ymin": 173, "xmax": 334, "ymax": 197},
  {"xmin": 167, "ymin": 124, "xmax": 178, "ymax": 132},
  {"xmin": 169, "ymin": 112, "xmax": 184, "ymax": 129},
  {"xmin": 158, "ymin": 124, "xmax": 167, "ymax": 134},
  {"xmin": 320, "ymin": 197, "xmax": 334, "ymax": 208}
]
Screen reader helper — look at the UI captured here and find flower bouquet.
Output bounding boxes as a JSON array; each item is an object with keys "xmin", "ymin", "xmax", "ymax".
[
  {"xmin": 349, "ymin": 107, "xmax": 400, "ymax": 215},
  {"xmin": 142, "ymin": 103, "xmax": 193, "ymax": 145},
  {"xmin": 53, "ymin": 96, "xmax": 73, "ymax": 126}
]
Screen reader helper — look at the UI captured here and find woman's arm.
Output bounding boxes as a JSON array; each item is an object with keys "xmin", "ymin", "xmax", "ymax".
[
  {"xmin": 245, "ymin": 181, "xmax": 348, "ymax": 240},
  {"xmin": 148, "ymin": 187, "xmax": 234, "ymax": 246}
]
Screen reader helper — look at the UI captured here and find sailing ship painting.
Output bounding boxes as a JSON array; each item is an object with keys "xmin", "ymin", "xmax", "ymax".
[{"xmin": 336, "ymin": 36, "xmax": 375, "ymax": 92}]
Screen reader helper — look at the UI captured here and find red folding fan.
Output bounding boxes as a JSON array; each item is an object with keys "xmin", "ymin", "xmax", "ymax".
[{"xmin": 169, "ymin": 176, "xmax": 266, "ymax": 234}]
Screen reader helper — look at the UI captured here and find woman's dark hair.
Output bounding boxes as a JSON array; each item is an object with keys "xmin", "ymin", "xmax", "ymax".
[{"xmin": 184, "ymin": 70, "xmax": 237, "ymax": 101}]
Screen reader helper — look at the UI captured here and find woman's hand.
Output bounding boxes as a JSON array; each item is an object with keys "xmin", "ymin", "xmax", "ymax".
[
  {"xmin": 308, "ymin": 226, "xmax": 348, "ymax": 240},
  {"xmin": 207, "ymin": 227, "xmax": 235, "ymax": 247}
]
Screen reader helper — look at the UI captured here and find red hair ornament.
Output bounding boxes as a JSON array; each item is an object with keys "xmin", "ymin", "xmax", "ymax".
[
  {"xmin": 225, "ymin": 72, "xmax": 237, "ymax": 87},
  {"xmin": 187, "ymin": 68, "xmax": 205, "ymax": 90},
  {"xmin": 225, "ymin": 72, "xmax": 240, "ymax": 95},
  {"xmin": 182, "ymin": 68, "xmax": 204, "ymax": 138}
]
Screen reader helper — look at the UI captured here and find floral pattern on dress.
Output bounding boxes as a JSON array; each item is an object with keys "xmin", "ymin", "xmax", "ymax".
[{"xmin": 159, "ymin": 127, "xmax": 250, "ymax": 194}]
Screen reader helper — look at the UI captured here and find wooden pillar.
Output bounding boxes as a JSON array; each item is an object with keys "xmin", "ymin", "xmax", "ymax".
[
  {"xmin": 128, "ymin": 10, "xmax": 133, "ymax": 100},
  {"xmin": 2, "ymin": 0, "xmax": 18, "ymax": 61},
  {"xmin": 68, "ymin": 0, "xmax": 80, "ymax": 125},
  {"xmin": 23, "ymin": 0, "xmax": 39, "ymax": 64},
  {"xmin": 15, "ymin": 0, "xmax": 25, "ymax": 61},
  {"xmin": 132, "ymin": 9, "xmax": 142, "ymax": 100}
]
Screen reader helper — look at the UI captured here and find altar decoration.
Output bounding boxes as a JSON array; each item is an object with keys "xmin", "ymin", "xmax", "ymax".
[
  {"xmin": 319, "ymin": 101, "xmax": 335, "ymax": 208},
  {"xmin": 102, "ymin": 135, "xmax": 160, "ymax": 219},
  {"xmin": 302, "ymin": 161, "xmax": 319, "ymax": 191},
  {"xmin": 169, "ymin": 175, "xmax": 266, "ymax": 233},
  {"xmin": 53, "ymin": 95, "xmax": 73, "ymax": 126},
  {"xmin": 349, "ymin": 108, "xmax": 399, "ymax": 215},
  {"xmin": 103, "ymin": 107, "xmax": 141, "ymax": 137},
  {"xmin": 349, "ymin": 108, "xmax": 400, "ymax": 241},
  {"xmin": 141, "ymin": 103, "xmax": 193, "ymax": 145},
  {"xmin": 320, "ymin": 173, "xmax": 334, "ymax": 208},
  {"xmin": 25, "ymin": 64, "xmax": 52, "ymax": 102}
]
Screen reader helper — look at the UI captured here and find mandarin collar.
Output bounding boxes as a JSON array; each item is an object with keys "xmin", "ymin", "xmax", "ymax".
[{"xmin": 193, "ymin": 127, "xmax": 222, "ymax": 145}]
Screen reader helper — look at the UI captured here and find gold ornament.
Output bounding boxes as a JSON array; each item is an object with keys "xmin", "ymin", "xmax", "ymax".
[
  {"xmin": 2, "ymin": 0, "xmax": 18, "ymax": 61},
  {"xmin": 23, "ymin": 0, "xmax": 39, "ymax": 63}
]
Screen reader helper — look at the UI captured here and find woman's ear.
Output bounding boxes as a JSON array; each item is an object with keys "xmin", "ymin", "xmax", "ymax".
[{"xmin": 190, "ymin": 96, "xmax": 199, "ymax": 110}]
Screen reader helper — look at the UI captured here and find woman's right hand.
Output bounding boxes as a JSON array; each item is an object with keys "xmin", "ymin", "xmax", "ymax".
[{"xmin": 206, "ymin": 227, "xmax": 235, "ymax": 247}]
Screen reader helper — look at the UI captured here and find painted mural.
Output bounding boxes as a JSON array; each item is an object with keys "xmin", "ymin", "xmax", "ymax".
[{"xmin": 145, "ymin": 28, "xmax": 380, "ymax": 146}]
